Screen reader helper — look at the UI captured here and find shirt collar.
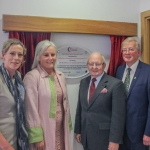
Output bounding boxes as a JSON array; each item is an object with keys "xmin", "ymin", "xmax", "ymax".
[
  {"xmin": 37, "ymin": 65, "xmax": 62, "ymax": 78},
  {"xmin": 91, "ymin": 72, "xmax": 104, "ymax": 82},
  {"xmin": 125, "ymin": 60, "xmax": 139, "ymax": 73}
]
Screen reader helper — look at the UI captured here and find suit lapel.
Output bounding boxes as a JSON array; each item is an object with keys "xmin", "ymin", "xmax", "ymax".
[
  {"xmin": 119, "ymin": 65, "xmax": 126, "ymax": 80},
  {"xmin": 88, "ymin": 73, "xmax": 108, "ymax": 109},
  {"xmin": 84, "ymin": 76, "xmax": 91, "ymax": 107},
  {"xmin": 128, "ymin": 61, "xmax": 142, "ymax": 97}
]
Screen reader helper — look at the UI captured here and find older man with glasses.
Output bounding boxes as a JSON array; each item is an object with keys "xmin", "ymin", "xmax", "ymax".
[
  {"xmin": 74, "ymin": 52, "xmax": 126, "ymax": 150},
  {"xmin": 116, "ymin": 37, "xmax": 150, "ymax": 150}
]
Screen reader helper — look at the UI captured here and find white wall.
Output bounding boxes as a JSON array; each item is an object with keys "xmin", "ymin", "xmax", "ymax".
[
  {"xmin": 0, "ymin": 0, "xmax": 139, "ymax": 49},
  {"xmin": 0, "ymin": 0, "xmax": 140, "ymax": 150},
  {"xmin": 138, "ymin": 0, "xmax": 150, "ymax": 37},
  {"xmin": 140, "ymin": 0, "xmax": 150, "ymax": 12}
]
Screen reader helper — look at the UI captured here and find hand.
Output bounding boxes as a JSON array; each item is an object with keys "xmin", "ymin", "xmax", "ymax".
[
  {"xmin": 108, "ymin": 142, "xmax": 119, "ymax": 150},
  {"xmin": 143, "ymin": 135, "xmax": 150, "ymax": 146},
  {"xmin": 75, "ymin": 134, "xmax": 81, "ymax": 143},
  {"xmin": 34, "ymin": 140, "xmax": 45, "ymax": 150}
]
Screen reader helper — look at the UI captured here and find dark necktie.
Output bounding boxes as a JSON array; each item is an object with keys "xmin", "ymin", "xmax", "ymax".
[
  {"xmin": 124, "ymin": 68, "xmax": 132, "ymax": 93},
  {"xmin": 89, "ymin": 78, "xmax": 96, "ymax": 103}
]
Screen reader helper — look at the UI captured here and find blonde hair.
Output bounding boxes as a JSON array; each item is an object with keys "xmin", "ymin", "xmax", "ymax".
[{"xmin": 2, "ymin": 38, "xmax": 26, "ymax": 55}]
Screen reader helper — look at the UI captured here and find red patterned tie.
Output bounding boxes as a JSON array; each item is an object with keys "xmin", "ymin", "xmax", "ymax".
[{"xmin": 89, "ymin": 78, "xmax": 96, "ymax": 103}]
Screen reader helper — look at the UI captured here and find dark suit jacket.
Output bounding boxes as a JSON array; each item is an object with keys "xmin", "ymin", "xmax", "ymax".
[
  {"xmin": 74, "ymin": 73, "xmax": 126, "ymax": 150},
  {"xmin": 116, "ymin": 61, "xmax": 150, "ymax": 143}
]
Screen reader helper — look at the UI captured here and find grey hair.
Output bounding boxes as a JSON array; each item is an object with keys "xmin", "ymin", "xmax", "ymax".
[
  {"xmin": 121, "ymin": 37, "xmax": 140, "ymax": 50},
  {"xmin": 87, "ymin": 52, "xmax": 106, "ymax": 64},
  {"xmin": 32, "ymin": 40, "xmax": 56, "ymax": 69},
  {"xmin": 2, "ymin": 38, "xmax": 26, "ymax": 55}
]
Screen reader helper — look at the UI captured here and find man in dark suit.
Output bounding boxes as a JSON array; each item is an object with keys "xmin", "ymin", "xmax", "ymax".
[
  {"xmin": 74, "ymin": 52, "xmax": 126, "ymax": 150},
  {"xmin": 116, "ymin": 37, "xmax": 150, "ymax": 150}
]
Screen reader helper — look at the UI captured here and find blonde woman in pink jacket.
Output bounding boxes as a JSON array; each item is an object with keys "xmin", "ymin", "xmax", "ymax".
[{"xmin": 23, "ymin": 40, "xmax": 72, "ymax": 150}]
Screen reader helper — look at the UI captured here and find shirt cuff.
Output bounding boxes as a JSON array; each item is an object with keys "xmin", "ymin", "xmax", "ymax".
[
  {"xmin": 28, "ymin": 126, "xmax": 44, "ymax": 143},
  {"xmin": 68, "ymin": 118, "xmax": 73, "ymax": 131}
]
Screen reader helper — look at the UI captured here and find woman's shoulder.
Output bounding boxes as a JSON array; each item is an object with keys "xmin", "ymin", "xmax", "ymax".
[
  {"xmin": 56, "ymin": 70, "xmax": 66, "ymax": 80},
  {"xmin": 0, "ymin": 72, "xmax": 4, "ymax": 84},
  {"xmin": 23, "ymin": 68, "xmax": 40, "ymax": 80},
  {"xmin": 23, "ymin": 68, "xmax": 42, "ymax": 87},
  {"xmin": 56, "ymin": 70, "xmax": 64, "ymax": 77}
]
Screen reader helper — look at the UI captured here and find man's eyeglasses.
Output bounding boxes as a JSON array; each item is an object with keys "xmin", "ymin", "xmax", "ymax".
[
  {"xmin": 122, "ymin": 47, "xmax": 137, "ymax": 53},
  {"xmin": 88, "ymin": 63, "xmax": 104, "ymax": 67}
]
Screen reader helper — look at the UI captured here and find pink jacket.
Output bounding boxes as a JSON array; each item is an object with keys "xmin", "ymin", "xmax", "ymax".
[{"xmin": 23, "ymin": 65, "xmax": 72, "ymax": 150}]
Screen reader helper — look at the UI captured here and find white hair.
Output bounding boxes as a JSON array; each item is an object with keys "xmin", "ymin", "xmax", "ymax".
[
  {"xmin": 32, "ymin": 40, "xmax": 56, "ymax": 69},
  {"xmin": 87, "ymin": 52, "xmax": 106, "ymax": 64},
  {"xmin": 122, "ymin": 37, "xmax": 141, "ymax": 50}
]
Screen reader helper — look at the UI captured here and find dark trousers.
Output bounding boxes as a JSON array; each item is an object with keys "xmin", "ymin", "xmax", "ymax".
[
  {"xmin": 84, "ymin": 132, "xmax": 109, "ymax": 150},
  {"xmin": 84, "ymin": 138, "xmax": 90, "ymax": 150},
  {"xmin": 119, "ymin": 134, "xmax": 149, "ymax": 150}
]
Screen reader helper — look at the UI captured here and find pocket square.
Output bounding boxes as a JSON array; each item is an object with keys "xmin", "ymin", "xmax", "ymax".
[{"xmin": 100, "ymin": 88, "xmax": 108, "ymax": 93}]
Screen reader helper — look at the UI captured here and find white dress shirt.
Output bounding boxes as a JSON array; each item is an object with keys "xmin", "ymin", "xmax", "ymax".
[{"xmin": 122, "ymin": 60, "xmax": 139, "ymax": 89}]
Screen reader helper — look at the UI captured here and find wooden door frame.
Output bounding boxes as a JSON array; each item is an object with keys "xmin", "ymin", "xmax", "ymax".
[{"xmin": 141, "ymin": 10, "xmax": 150, "ymax": 64}]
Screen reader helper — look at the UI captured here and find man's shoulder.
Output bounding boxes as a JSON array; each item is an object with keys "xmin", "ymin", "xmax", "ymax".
[
  {"xmin": 140, "ymin": 61, "xmax": 150, "ymax": 68},
  {"xmin": 137, "ymin": 61, "xmax": 150, "ymax": 74},
  {"xmin": 106, "ymin": 74, "xmax": 122, "ymax": 83},
  {"xmin": 117, "ymin": 64, "xmax": 125, "ymax": 70},
  {"xmin": 80, "ymin": 74, "xmax": 122, "ymax": 83},
  {"xmin": 117, "ymin": 61, "xmax": 150, "ymax": 71},
  {"xmin": 80, "ymin": 75, "xmax": 91, "ymax": 82}
]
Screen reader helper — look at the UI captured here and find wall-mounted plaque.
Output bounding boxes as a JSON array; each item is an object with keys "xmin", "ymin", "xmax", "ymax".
[{"xmin": 57, "ymin": 46, "xmax": 91, "ymax": 78}]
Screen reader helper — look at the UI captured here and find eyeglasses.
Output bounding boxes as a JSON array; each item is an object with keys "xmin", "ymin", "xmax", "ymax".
[
  {"xmin": 88, "ymin": 63, "xmax": 104, "ymax": 67},
  {"xmin": 122, "ymin": 47, "xmax": 137, "ymax": 53}
]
